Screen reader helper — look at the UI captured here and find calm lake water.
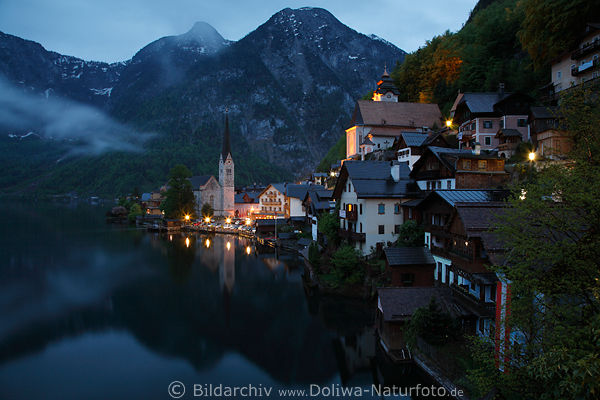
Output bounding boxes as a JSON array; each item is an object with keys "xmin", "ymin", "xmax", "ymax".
[{"xmin": 0, "ymin": 201, "xmax": 443, "ymax": 400}]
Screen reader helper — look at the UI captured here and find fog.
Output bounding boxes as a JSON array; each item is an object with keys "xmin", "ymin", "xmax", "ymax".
[{"xmin": 0, "ymin": 79, "xmax": 154, "ymax": 155}]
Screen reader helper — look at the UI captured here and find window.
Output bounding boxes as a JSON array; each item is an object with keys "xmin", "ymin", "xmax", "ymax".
[
  {"xmin": 359, "ymin": 204, "xmax": 363, "ymax": 214},
  {"xmin": 394, "ymin": 224, "xmax": 401, "ymax": 234},
  {"xmin": 446, "ymin": 180, "xmax": 452, "ymax": 189},
  {"xmin": 478, "ymin": 160, "xmax": 487, "ymax": 170},
  {"xmin": 401, "ymin": 273, "xmax": 415, "ymax": 287},
  {"xmin": 378, "ymin": 225, "xmax": 385, "ymax": 234},
  {"xmin": 499, "ymin": 120, "xmax": 504, "ymax": 129},
  {"xmin": 226, "ymin": 168, "xmax": 232, "ymax": 176},
  {"xmin": 378, "ymin": 203, "xmax": 385, "ymax": 214},
  {"xmin": 360, "ymin": 222, "xmax": 362, "ymax": 232},
  {"xmin": 517, "ymin": 118, "xmax": 527, "ymax": 127},
  {"xmin": 557, "ymin": 71, "xmax": 562, "ymax": 79},
  {"xmin": 463, "ymin": 160, "xmax": 471, "ymax": 169},
  {"xmin": 483, "ymin": 120, "xmax": 492, "ymax": 129},
  {"xmin": 394, "ymin": 203, "xmax": 401, "ymax": 214},
  {"xmin": 348, "ymin": 183, "xmax": 351, "ymax": 192},
  {"xmin": 484, "ymin": 136, "xmax": 491, "ymax": 146},
  {"xmin": 471, "ymin": 122, "xmax": 475, "ymax": 130},
  {"xmin": 437, "ymin": 181, "xmax": 442, "ymax": 189}
]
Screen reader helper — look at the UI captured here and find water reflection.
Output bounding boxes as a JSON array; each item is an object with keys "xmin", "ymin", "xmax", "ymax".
[{"xmin": 0, "ymin": 201, "xmax": 442, "ymax": 399}]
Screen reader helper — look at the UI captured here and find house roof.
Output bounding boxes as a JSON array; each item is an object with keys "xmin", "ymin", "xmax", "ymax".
[
  {"xmin": 312, "ymin": 172, "xmax": 328, "ymax": 178},
  {"xmin": 400, "ymin": 132, "xmax": 429, "ymax": 147},
  {"xmin": 361, "ymin": 136, "xmax": 375, "ymax": 146},
  {"xmin": 374, "ymin": 69, "xmax": 402, "ymax": 95},
  {"xmin": 451, "ymin": 92, "xmax": 512, "ymax": 114},
  {"xmin": 430, "ymin": 190, "xmax": 508, "ymax": 207},
  {"xmin": 378, "ymin": 287, "xmax": 467, "ymax": 322},
  {"xmin": 411, "ymin": 146, "xmax": 500, "ymax": 177},
  {"xmin": 351, "ymin": 100, "xmax": 443, "ymax": 129},
  {"xmin": 286, "ymin": 184, "xmax": 324, "ymax": 200},
  {"xmin": 454, "ymin": 203, "xmax": 506, "ymax": 236},
  {"xmin": 189, "ymin": 175, "xmax": 214, "ymax": 189},
  {"xmin": 384, "ymin": 247, "xmax": 435, "ymax": 267},
  {"xmin": 496, "ymin": 128, "xmax": 522, "ymax": 138},
  {"xmin": 334, "ymin": 161, "xmax": 419, "ymax": 199},
  {"xmin": 529, "ymin": 106, "xmax": 558, "ymax": 119}
]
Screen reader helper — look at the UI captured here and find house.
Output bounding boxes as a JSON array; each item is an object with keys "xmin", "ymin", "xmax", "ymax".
[
  {"xmin": 311, "ymin": 172, "xmax": 329, "ymax": 187},
  {"xmin": 376, "ymin": 287, "xmax": 465, "ymax": 356},
  {"xmin": 346, "ymin": 70, "xmax": 443, "ymax": 159},
  {"xmin": 285, "ymin": 184, "xmax": 323, "ymax": 219},
  {"xmin": 256, "ymin": 183, "xmax": 286, "ymax": 219},
  {"xmin": 410, "ymin": 146, "xmax": 509, "ymax": 191},
  {"xmin": 494, "ymin": 129, "xmax": 523, "ymax": 159},
  {"xmin": 528, "ymin": 106, "xmax": 572, "ymax": 160},
  {"xmin": 303, "ymin": 189, "xmax": 334, "ymax": 241},
  {"xmin": 419, "ymin": 190, "xmax": 507, "ymax": 336},
  {"xmin": 450, "ymin": 88, "xmax": 532, "ymax": 150},
  {"xmin": 234, "ymin": 191, "xmax": 260, "ymax": 218},
  {"xmin": 383, "ymin": 247, "xmax": 435, "ymax": 287},
  {"xmin": 546, "ymin": 23, "xmax": 600, "ymax": 100},
  {"xmin": 142, "ymin": 190, "xmax": 164, "ymax": 217},
  {"xmin": 394, "ymin": 131, "xmax": 454, "ymax": 169},
  {"xmin": 333, "ymin": 160, "xmax": 420, "ymax": 255}
]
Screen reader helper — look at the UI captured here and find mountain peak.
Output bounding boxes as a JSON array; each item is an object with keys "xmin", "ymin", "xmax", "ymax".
[{"xmin": 179, "ymin": 21, "xmax": 227, "ymax": 46}]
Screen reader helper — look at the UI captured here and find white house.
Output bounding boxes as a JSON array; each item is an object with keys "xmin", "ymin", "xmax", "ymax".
[
  {"xmin": 256, "ymin": 183, "xmax": 286, "ymax": 219},
  {"xmin": 333, "ymin": 161, "xmax": 420, "ymax": 255}
]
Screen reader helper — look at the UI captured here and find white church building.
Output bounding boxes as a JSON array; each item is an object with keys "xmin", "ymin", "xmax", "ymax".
[{"xmin": 190, "ymin": 113, "xmax": 235, "ymax": 217}]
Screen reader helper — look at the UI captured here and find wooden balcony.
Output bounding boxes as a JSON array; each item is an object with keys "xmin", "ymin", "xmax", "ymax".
[
  {"xmin": 571, "ymin": 59, "xmax": 599, "ymax": 76},
  {"xmin": 338, "ymin": 228, "xmax": 366, "ymax": 242},
  {"xmin": 571, "ymin": 39, "xmax": 600, "ymax": 60},
  {"xmin": 450, "ymin": 283, "xmax": 495, "ymax": 318}
]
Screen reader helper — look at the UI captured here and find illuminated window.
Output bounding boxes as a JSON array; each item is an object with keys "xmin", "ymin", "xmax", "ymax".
[{"xmin": 478, "ymin": 160, "xmax": 487, "ymax": 170}]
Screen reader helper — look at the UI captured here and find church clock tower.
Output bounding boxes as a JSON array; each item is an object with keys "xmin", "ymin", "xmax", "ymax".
[{"xmin": 219, "ymin": 112, "xmax": 235, "ymax": 217}]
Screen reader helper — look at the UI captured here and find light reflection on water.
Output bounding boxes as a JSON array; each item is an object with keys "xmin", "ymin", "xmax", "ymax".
[{"xmin": 0, "ymin": 201, "xmax": 441, "ymax": 399}]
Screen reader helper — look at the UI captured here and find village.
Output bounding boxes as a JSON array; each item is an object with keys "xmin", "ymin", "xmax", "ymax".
[{"xmin": 106, "ymin": 22, "xmax": 600, "ymax": 398}]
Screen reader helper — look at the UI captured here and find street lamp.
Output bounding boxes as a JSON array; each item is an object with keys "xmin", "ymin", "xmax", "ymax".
[
  {"xmin": 204, "ymin": 216, "xmax": 211, "ymax": 223},
  {"xmin": 528, "ymin": 152, "xmax": 535, "ymax": 161},
  {"xmin": 225, "ymin": 217, "xmax": 232, "ymax": 225},
  {"xmin": 446, "ymin": 119, "xmax": 453, "ymax": 127}
]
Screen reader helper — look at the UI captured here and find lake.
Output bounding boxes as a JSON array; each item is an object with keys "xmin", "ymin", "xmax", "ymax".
[{"xmin": 0, "ymin": 201, "xmax": 443, "ymax": 399}]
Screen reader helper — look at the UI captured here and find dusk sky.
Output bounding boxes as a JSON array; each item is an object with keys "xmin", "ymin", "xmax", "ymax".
[{"xmin": 0, "ymin": 0, "xmax": 477, "ymax": 63}]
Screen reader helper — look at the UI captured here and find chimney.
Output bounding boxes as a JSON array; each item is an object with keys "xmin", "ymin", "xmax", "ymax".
[
  {"xmin": 391, "ymin": 161, "xmax": 400, "ymax": 182},
  {"xmin": 498, "ymin": 82, "xmax": 505, "ymax": 95},
  {"xmin": 473, "ymin": 142, "xmax": 481, "ymax": 155}
]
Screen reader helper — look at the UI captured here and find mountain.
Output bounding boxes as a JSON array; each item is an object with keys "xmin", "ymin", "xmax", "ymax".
[{"xmin": 0, "ymin": 7, "xmax": 405, "ymax": 196}]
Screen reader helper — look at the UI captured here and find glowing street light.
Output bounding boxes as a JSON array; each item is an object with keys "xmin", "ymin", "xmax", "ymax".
[
  {"xmin": 204, "ymin": 216, "xmax": 211, "ymax": 223},
  {"xmin": 184, "ymin": 214, "xmax": 190, "ymax": 221},
  {"xmin": 225, "ymin": 217, "xmax": 232, "ymax": 224},
  {"xmin": 330, "ymin": 171, "xmax": 336, "ymax": 177},
  {"xmin": 528, "ymin": 152, "xmax": 536, "ymax": 161},
  {"xmin": 245, "ymin": 218, "xmax": 251, "ymax": 225},
  {"xmin": 446, "ymin": 119, "xmax": 453, "ymax": 127}
]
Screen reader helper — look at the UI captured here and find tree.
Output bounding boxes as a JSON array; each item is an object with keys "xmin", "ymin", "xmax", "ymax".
[
  {"xmin": 317, "ymin": 211, "xmax": 339, "ymax": 245},
  {"xmin": 473, "ymin": 85, "xmax": 600, "ymax": 399},
  {"xmin": 407, "ymin": 297, "xmax": 459, "ymax": 346},
  {"xmin": 201, "ymin": 203, "xmax": 214, "ymax": 219},
  {"xmin": 160, "ymin": 164, "xmax": 197, "ymax": 220},
  {"xmin": 128, "ymin": 203, "xmax": 143, "ymax": 223},
  {"xmin": 394, "ymin": 220, "xmax": 425, "ymax": 247}
]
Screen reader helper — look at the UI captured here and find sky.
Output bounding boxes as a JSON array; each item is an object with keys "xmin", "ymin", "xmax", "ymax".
[{"xmin": 0, "ymin": 0, "xmax": 477, "ymax": 63}]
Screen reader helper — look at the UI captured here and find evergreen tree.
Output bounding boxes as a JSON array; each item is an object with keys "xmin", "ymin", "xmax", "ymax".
[{"xmin": 160, "ymin": 164, "xmax": 197, "ymax": 220}]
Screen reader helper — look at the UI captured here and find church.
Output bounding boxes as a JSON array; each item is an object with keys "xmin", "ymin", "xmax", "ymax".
[{"xmin": 189, "ymin": 113, "xmax": 235, "ymax": 217}]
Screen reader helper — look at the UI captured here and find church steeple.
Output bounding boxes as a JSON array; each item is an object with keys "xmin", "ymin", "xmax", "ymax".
[
  {"xmin": 372, "ymin": 66, "xmax": 401, "ymax": 102},
  {"xmin": 221, "ymin": 112, "xmax": 231, "ymax": 160}
]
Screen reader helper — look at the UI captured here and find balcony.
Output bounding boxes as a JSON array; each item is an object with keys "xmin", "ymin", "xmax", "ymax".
[
  {"xmin": 571, "ymin": 39, "xmax": 600, "ymax": 60},
  {"xmin": 450, "ymin": 283, "xmax": 495, "ymax": 317},
  {"xmin": 571, "ymin": 59, "xmax": 599, "ymax": 76},
  {"xmin": 338, "ymin": 228, "xmax": 366, "ymax": 242},
  {"xmin": 262, "ymin": 200, "xmax": 282, "ymax": 206},
  {"xmin": 339, "ymin": 208, "xmax": 357, "ymax": 221}
]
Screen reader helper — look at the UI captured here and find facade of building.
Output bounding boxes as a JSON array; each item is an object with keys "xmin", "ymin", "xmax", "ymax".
[
  {"xmin": 410, "ymin": 146, "xmax": 509, "ymax": 191},
  {"xmin": 234, "ymin": 191, "xmax": 260, "ymax": 218},
  {"xmin": 345, "ymin": 71, "xmax": 443, "ymax": 159},
  {"xmin": 418, "ymin": 190, "xmax": 507, "ymax": 337},
  {"xmin": 257, "ymin": 184, "xmax": 286, "ymax": 219},
  {"xmin": 190, "ymin": 113, "xmax": 235, "ymax": 217},
  {"xmin": 395, "ymin": 131, "xmax": 453, "ymax": 170},
  {"xmin": 495, "ymin": 129, "xmax": 523, "ymax": 159},
  {"xmin": 549, "ymin": 23, "xmax": 600, "ymax": 96},
  {"xmin": 383, "ymin": 247, "xmax": 436, "ymax": 287},
  {"xmin": 529, "ymin": 106, "xmax": 572, "ymax": 160},
  {"xmin": 333, "ymin": 161, "xmax": 420, "ymax": 255},
  {"xmin": 451, "ymin": 90, "xmax": 531, "ymax": 150}
]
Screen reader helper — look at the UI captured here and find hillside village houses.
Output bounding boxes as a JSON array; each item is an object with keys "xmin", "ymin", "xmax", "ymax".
[{"xmin": 345, "ymin": 69, "xmax": 443, "ymax": 160}]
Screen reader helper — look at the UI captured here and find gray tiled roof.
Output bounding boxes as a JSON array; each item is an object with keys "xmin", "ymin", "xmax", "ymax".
[
  {"xmin": 401, "ymin": 132, "xmax": 429, "ymax": 147},
  {"xmin": 384, "ymin": 247, "xmax": 435, "ymax": 266},
  {"xmin": 378, "ymin": 287, "xmax": 467, "ymax": 321},
  {"xmin": 459, "ymin": 92, "xmax": 512, "ymax": 113},
  {"xmin": 352, "ymin": 100, "xmax": 443, "ymax": 128},
  {"xmin": 432, "ymin": 190, "xmax": 506, "ymax": 207},
  {"xmin": 496, "ymin": 128, "xmax": 522, "ymax": 137},
  {"xmin": 341, "ymin": 161, "xmax": 419, "ymax": 198},
  {"xmin": 286, "ymin": 184, "xmax": 324, "ymax": 200},
  {"xmin": 189, "ymin": 175, "xmax": 214, "ymax": 189}
]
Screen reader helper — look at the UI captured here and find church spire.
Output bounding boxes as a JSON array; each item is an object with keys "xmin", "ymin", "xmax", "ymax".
[{"xmin": 221, "ymin": 111, "xmax": 231, "ymax": 159}]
